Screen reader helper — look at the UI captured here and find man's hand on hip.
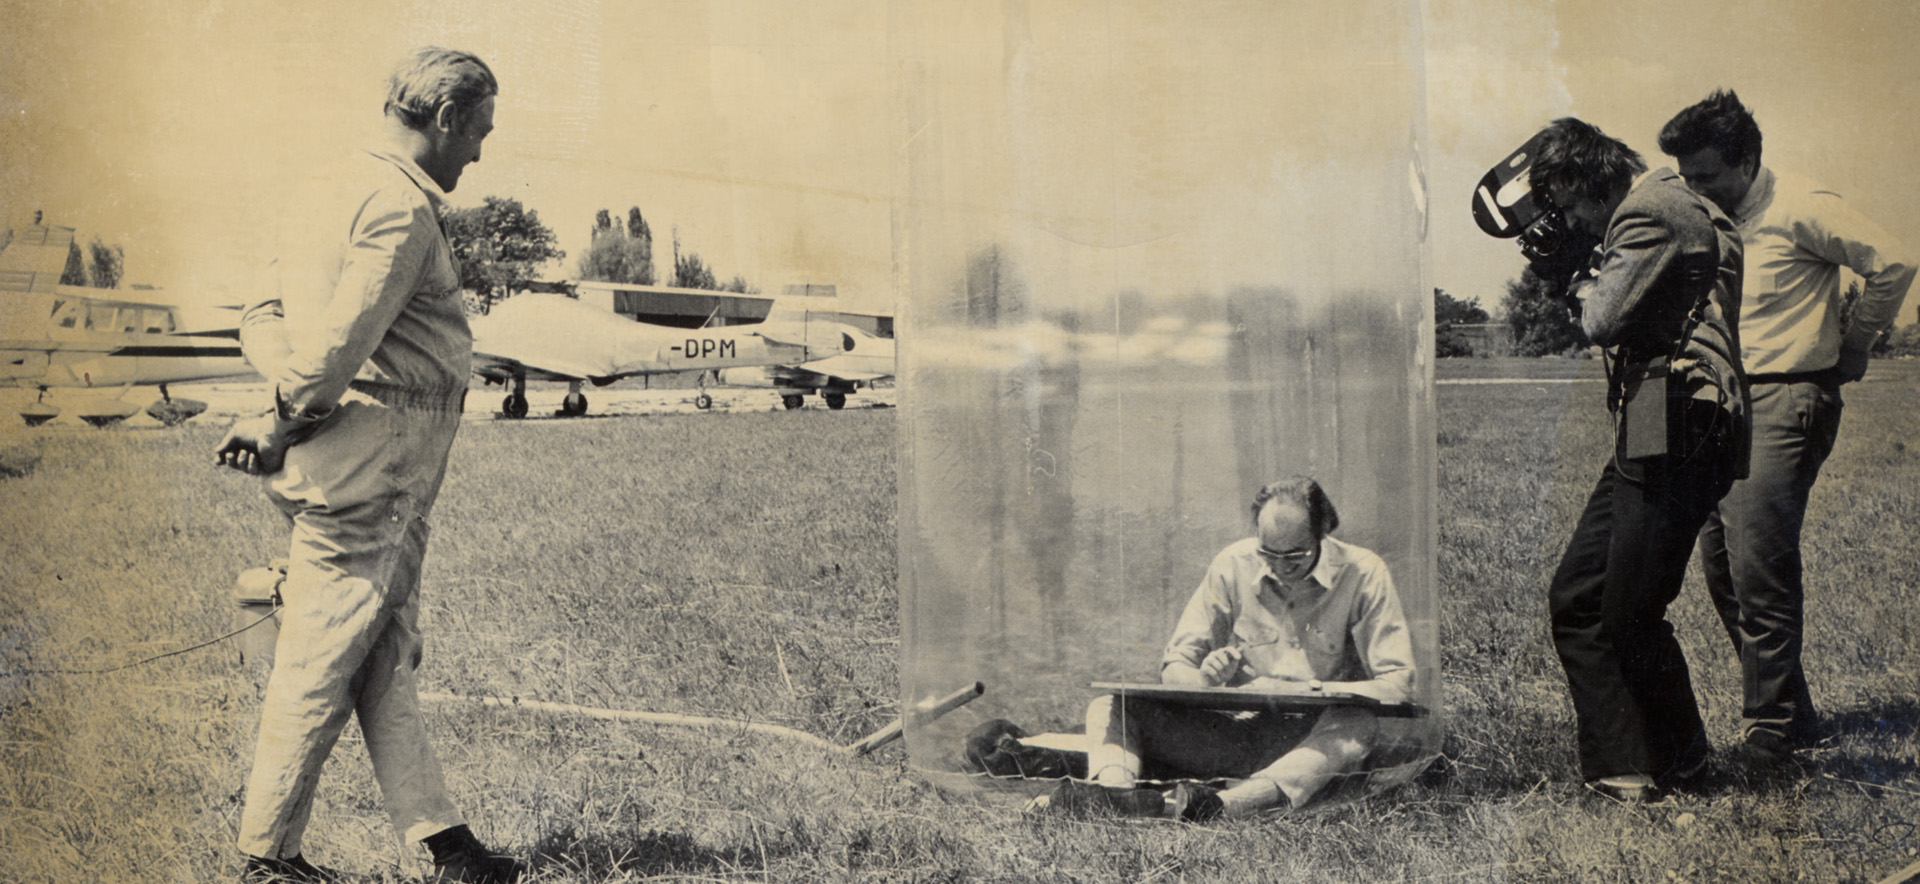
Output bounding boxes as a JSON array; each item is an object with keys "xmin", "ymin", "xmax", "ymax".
[{"xmin": 215, "ymin": 414, "xmax": 296, "ymax": 475}]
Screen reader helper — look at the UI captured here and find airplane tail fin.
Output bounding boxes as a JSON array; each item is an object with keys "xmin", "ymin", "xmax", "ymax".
[{"xmin": 0, "ymin": 223, "xmax": 77, "ymax": 295}]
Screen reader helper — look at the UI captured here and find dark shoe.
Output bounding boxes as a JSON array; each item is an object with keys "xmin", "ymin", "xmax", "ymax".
[
  {"xmin": 1659, "ymin": 746, "xmax": 1712, "ymax": 792},
  {"xmin": 1585, "ymin": 774, "xmax": 1660, "ymax": 804},
  {"xmin": 1728, "ymin": 731, "xmax": 1802, "ymax": 781},
  {"xmin": 240, "ymin": 854, "xmax": 341, "ymax": 883},
  {"xmin": 961, "ymin": 719, "xmax": 1076, "ymax": 779},
  {"xmin": 1736, "ymin": 730, "xmax": 1796, "ymax": 764},
  {"xmin": 1166, "ymin": 781, "xmax": 1225, "ymax": 823},
  {"xmin": 1025, "ymin": 779, "xmax": 1166, "ymax": 818},
  {"xmin": 425, "ymin": 825, "xmax": 524, "ymax": 884}
]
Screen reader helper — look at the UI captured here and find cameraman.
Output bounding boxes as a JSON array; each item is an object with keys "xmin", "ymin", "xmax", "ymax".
[{"xmin": 1522, "ymin": 118, "xmax": 1749, "ymax": 802}]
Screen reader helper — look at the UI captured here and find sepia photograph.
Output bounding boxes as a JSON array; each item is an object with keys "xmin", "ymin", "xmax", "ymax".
[{"xmin": 2, "ymin": 1, "xmax": 1916, "ymax": 882}]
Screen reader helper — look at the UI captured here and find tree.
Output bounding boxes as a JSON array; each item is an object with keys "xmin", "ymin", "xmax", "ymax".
[
  {"xmin": 669, "ymin": 228, "xmax": 721, "ymax": 291},
  {"xmin": 578, "ymin": 206, "xmax": 654, "ymax": 285},
  {"xmin": 1879, "ymin": 323, "xmax": 1920, "ymax": 358},
  {"xmin": 445, "ymin": 196, "xmax": 564, "ymax": 314},
  {"xmin": 1502, "ymin": 266, "xmax": 1589, "ymax": 356},
  {"xmin": 673, "ymin": 250, "xmax": 718, "ymax": 290},
  {"xmin": 87, "ymin": 237, "xmax": 124, "ymax": 289},
  {"xmin": 1435, "ymin": 287, "xmax": 1489, "ymax": 357},
  {"xmin": 60, "ymin": 240, "xmax": 87, "ymax": 286}
]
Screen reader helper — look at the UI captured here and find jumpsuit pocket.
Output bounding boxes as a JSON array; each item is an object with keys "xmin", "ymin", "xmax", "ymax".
[{"xmin": 269, "ymin": 402, "xmax": 403, "ymax": 517}]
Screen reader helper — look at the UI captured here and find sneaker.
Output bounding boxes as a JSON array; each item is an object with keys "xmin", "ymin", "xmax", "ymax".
[
  {"xmin": 240, "ymin": 854, "xmax": 341, "ymax": 883},
  {"xmin": 1025, "ymin": 780, "xmax": 1166, "ymax": 819},
  {"xmin": 1585, "ymin": 773, "xmax": 1660, "ymax": 804},
  {"xmin": 1166, "ymin": 781, "xmax": 1225, "ymax": 823}
]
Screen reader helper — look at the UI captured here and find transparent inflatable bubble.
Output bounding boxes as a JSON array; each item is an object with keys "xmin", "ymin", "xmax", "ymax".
[{"xmin": 890, "ymin": 1, "xmax": 1438, "ymax": 807}]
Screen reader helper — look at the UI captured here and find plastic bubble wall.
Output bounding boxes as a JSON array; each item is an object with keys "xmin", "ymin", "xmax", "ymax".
[{"xmin": 889, "ymin": 1, "xmax": 1439, "ymax": 807}]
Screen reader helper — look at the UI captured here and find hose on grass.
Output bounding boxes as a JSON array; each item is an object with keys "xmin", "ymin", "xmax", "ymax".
[{"xmin": 420, "ymin": 690, "xmax": 843, "ymax": 752}]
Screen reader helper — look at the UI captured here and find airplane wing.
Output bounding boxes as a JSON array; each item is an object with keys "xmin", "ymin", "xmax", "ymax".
[{"xmin": 469, "ymin": 294, "xmax": 668, "ymax": 383}]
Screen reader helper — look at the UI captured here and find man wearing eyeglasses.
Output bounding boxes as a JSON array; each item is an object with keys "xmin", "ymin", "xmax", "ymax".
[{"xmin": 1033, "ymin": 476, "xmax": 1415, "ymax": 821}]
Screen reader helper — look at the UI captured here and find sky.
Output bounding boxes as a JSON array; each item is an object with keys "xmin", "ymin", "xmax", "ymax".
[{"xmin": 2, "ymin": 0, "xmax": 1916, "ymax": 322}]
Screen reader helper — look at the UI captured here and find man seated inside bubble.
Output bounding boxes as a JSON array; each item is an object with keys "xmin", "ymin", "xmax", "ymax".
[{"xmin": 1013, "ymin": 475, "xmax": 1417, "ymax": 821}]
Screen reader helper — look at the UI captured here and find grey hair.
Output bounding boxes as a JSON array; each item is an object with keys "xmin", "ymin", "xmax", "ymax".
[{"xmin": 384, "ymin": 47, "xmax": 497, "ymax": 130}]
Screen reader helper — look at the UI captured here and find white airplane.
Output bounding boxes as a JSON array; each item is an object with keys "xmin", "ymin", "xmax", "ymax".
[
  {"xmin": 717, "ymin": 325, "xmax": 895, "ymax": 410},
  {"xmin": 469, "ymin": 293, "xmax": 857, "ymax": 418},
  {"xmin": 0, "ymin": 223, "xmax": 252, "ymax": 426}
]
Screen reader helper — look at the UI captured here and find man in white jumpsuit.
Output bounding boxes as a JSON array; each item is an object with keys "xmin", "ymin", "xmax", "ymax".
[{"xmin": 216, "ymin": 47, "xmax": 521, "ymax": 884}]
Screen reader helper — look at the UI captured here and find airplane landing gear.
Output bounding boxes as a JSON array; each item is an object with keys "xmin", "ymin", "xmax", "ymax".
[
  {"xmin": 781, "ymin": 394, "xmax": 805, "ymax": 410},
  {"xmin": 145, "ymin": 383, "xmax": 207, "ymax": 427},
  {"xmin": 79, "ymin": 404, "xmax": 139, "ymax": 428},
  {"xmin": 558, "ymin": 380, "xmax": 588, "ymax": 417},
  {"xmin": 21, "ymin": 388, "xmax": 57, "ymax": 427},
  {"xmin": 824, "ymin": 393, "xmax": 847, "ymax": 410},
  {"xmin": 501, "ymin": 375, "xmax": 530, "ymax": 419},
  {"xmin": 695, "ymin": 393, "xmax": 713, "ymax": 410}
]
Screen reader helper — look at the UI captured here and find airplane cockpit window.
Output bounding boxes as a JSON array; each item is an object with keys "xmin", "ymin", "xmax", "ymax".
[
  {"xmin": 893, "ymin": 2, "xmax": 1438, "ymax": 813},
  {"xmin": 50, "ymin": 298, "xmax": 79, "ymax": 328},
  {"xmin": 144, "ymin": 309, "xmax": 175, "ymax": 334},
  {"xmin": 115, "ymin": 306, "xmax": 141, "ymax": 333}
]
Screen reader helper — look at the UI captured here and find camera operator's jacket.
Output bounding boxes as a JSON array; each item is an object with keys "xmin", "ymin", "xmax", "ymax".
[{"xmin": 1572, "ymin": 167, "xmax": 1750, "ymax": 476}]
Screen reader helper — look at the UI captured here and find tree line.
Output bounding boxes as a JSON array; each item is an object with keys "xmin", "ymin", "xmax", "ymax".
[{"xmin": 446, "ymin": 198, "xmax": 755, "ymax": 314}]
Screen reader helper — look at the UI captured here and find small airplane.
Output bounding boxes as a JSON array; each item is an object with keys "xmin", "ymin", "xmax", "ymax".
[
  {"xmin": 469, "ymin": 293, "xmax": 858, "ymax": 418},
  {"xmin": 1, "ymin": 222, "xmax": 252, "ymax": 426},
  {"xmin": 717, "ymin": 325, "xmax": 895, "ymax": 410}
]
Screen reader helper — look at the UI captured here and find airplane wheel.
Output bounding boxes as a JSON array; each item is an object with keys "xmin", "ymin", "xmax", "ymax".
[
  {"xmin": 781, "ymin": 394, "xmax": 804, "ymax": 410},
  {"xmin": 695, "ymin": 393, "xmax": 713, "ymax": 410},
  {"xmin": 561, "ymin": 391, "xmax": 588, "ymax": 417},
  {"xmin": 824, "ymin": 393, "xmax": 847, "ymax": 410},
  {"xmin": 503, "ymin": 393, "xmax": 529, "ymax": 419},
  {"xmin": 21, "ymin": 403, "xmax": 58, "ymax": 427},
  {"xmin": 146, "ymin": 398, "xmax": 208, "ymax": 427}
]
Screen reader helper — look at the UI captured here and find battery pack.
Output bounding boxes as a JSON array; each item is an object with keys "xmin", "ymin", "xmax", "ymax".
[{"xmin": 233, "ymin": 563, "xmax": 286, "ymax": 669}]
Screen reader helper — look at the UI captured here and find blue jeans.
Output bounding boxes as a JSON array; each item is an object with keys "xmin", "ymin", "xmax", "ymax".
[{"xmin": 1697, "ymin": 378, "xmax": 1842, "ymax": 746}]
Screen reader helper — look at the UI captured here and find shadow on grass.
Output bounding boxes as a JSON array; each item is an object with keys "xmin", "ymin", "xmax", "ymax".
[
  {"xmin": 1810, "ymin": 696, "xmax": 1920, "ymax": 794},
  {"xmin": 527, "ymin": 826, "xmax": 809, "ymax": 881},
  {"xmin": 1824, "ymin": 695, "xmax": 1920, "ymax": 742}
]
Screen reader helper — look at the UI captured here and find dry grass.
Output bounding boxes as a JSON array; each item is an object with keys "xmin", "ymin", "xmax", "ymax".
[{"xmin": 2, "ymin": 362, "xmax": 1918, "ymax": 883}]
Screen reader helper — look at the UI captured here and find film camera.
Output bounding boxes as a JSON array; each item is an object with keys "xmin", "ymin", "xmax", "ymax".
[{"xmin": 1471, "ymin": 131, "xmax": 1600, "ymax": 280}]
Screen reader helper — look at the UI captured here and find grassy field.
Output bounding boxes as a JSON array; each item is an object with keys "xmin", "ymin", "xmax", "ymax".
[{"xmin": 2, "ymin": 359, "xmax": 1917, "ymax": 883}]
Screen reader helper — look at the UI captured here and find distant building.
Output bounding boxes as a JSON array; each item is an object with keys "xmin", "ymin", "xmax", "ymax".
[
  {"xmin": 570, "ymin": 279, "xmax": 893, "ymax": 338},
  {"xmin": 1447, "ymin": 322, "xmax": 1514, "ymax": 357}
]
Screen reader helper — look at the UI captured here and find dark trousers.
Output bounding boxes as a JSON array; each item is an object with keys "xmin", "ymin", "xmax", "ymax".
[
  {"xmin": 1549, "ymin": 415, "xmax": 1735, "ymax": 782},
  {"xmin": 1697, "ymin": 379, "xmax": 1840, "ymax": 745}
]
